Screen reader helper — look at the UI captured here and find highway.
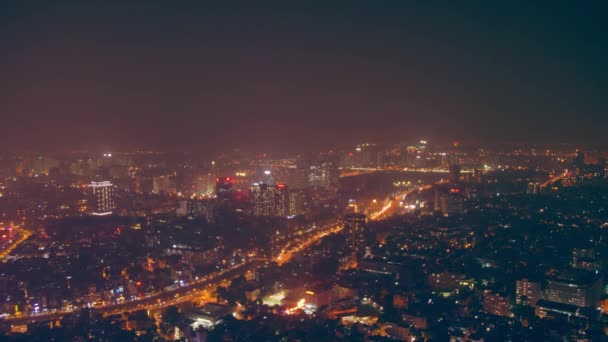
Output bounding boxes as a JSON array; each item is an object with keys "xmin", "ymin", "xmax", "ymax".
[
  {"xmin": 1, "ymin": 222, "xmax": 345, "ymax": 326},
  {"xmin": 340, "ymin": 167, "xmax": 474, "ymax": 178},
  {"xmin": 275, "ymin": 224, "xmax": 343, "ymax": 266},
  {"xmin": 540, "ymin": 170, "xmax": 569, "ymax": 189},
  {"xmin": 369, "ymin": 183, "xmax": 435, "ymax": 221},
  {"xmin": 3, "ymin": 259, "xmax": 264, "ymax": 326}
]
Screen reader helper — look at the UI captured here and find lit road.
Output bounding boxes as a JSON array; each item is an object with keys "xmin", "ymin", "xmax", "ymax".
[
  {"xmin": 340, "ymin": 167, "xmax": 474, "ymax": 178},
  {"xmin": 275, "ymin": 224, "xmax": 343, "ymax": 266},
  {"xmin": 0, "ymin": 227, "xmax": 32, "ymax": 260},
  {"xmin": 369, "ymin": 184, "xmax": 435, "ymax": 221},
  {"xmin": 540, "ymin": 170, "xmax": 569, "ymax": 189},
  {"xmin": 1, "ymin": 223, "xmax": 344, "ymax": 325},
  {"xmin": 369, "ymin": 201, "xmax": 393, "ymax": 221},
  {"xmin": 2, "ymin": 260, "xmax": 264, "ymax": 326}
]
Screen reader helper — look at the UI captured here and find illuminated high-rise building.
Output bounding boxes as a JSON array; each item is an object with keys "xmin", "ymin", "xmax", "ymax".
[
  {"xmin": 308, "ymin": 159, "xmax": 338, "ymax": 191},
  {"xmin": 343, "ymin": 213, "xmax": 367, "ymax": 255},
  {"xmin": 250, "ymin": 183, "xmax": 288, "ymax": 217},
  {"xmin": 277, "ymin": 184, "xmax": 288, "ymax": 215},
  {"xmin": 215, "ymin": 177, "xmax": 233, "ymax": 201},
  {"xmin": 483, "ymin": 290, "xmax": 512, "ymax": 317},
  {"xmin": 288, "ymin": 189, "xmax": 304, "ymax": 216},
  {"xmin": 515, "ymin": 278, "xmax": 542, "ymax": 307},
  {"xmin": 89, "ymin": 181, "xmax": 115, "ymax": 216},
  {"xmin": 544, "ymin": 272, "xmax": 602, "ymax": 308}
]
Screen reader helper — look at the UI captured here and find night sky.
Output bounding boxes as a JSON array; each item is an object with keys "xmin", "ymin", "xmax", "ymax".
[{"xmin": 1, "ymin": 2, "xmax": 606, "ymax": 151}]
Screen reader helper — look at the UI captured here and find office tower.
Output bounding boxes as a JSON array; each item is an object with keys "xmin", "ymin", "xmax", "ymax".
[
  {"xmin": 275, "ymin": 184, "xmax": 289, "ymax": 216},
  {"xmin": 544, "ymin": 272, "xmax": 602, "ymax": 308},
  {"xmin": 343, "ymin": 213, "xmax": 367, "ymax": 255},
  {"xmin": 250, "ymin": 183, "xmax": 288, "ymax": 217},
  {"xmin": 288, "ymin": 189, "xmax": 304, "ymax": 216},
  {"xmin": 515, "ymin": 278, "xmax": 543, "ymax": 307},
  {"xmin": 90, "ymin": 181, "xmax": 115, "ymax": 216},
  {"xmin": 249, "ymin": 183, "xmax": 268, "ymax": 216},
  {"xmin": 308, "ymin": 159, "xmax": 338, "ymax": 190},
  {"xmin": 215, "ymin": 177, "xmax": 233, "ymax": 201}
]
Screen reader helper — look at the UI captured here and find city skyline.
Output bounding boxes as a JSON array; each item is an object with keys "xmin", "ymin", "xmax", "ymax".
[{"xmin": 2, "ymin": 3, "xmax": 608, "ymax": 341}]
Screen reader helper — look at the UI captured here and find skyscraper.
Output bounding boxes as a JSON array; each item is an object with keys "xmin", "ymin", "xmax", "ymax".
[
  {"xmin": 288, "ymin": 189, "xmax": 304, "ymax": 216},
  {"xmin": 250, "ymin": 183, "xmax": 288, "ymax": 217},
  {"xmin": 343, "ymin": 213, "xmax": 367, "ymax": 256},
  {"xmin": 90, "ymin": 181, "xmax": 115, "ymax": 216},
  {"xmin": 275, "ymin": 183, "xmax": 289, "ymax": 217},
  {"xmin": 308, "ymin": 159, "xmax": 338, "ymax": 191}
]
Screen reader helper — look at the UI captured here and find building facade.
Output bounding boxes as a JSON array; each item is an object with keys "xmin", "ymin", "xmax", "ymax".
[{"xmin": 90, "ymin": 181, "xmax": 115, "ymax": 216}]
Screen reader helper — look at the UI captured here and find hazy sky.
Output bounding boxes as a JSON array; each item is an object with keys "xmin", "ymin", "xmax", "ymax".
[{"xmin": 1, "ymin": 2, "xmax": 606, "ymax": 151}]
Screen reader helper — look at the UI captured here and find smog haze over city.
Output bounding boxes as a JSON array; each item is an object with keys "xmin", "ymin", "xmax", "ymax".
[
  {"xmin": 2, "ymin": 2, "xmax": 607, "ymax": 152},
  {"xmin": 1, "ymin": 2, "xmax": 608, "ymax": 341}
]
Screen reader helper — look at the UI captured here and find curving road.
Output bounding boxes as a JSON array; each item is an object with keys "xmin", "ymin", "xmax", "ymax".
[
  {"xmin": 2, "ymin": 260, "xmax": 264, "ymax": 326},
  {"xmin": 1, "ymin": 223, "xmax": 344, "ymax": 326}
]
